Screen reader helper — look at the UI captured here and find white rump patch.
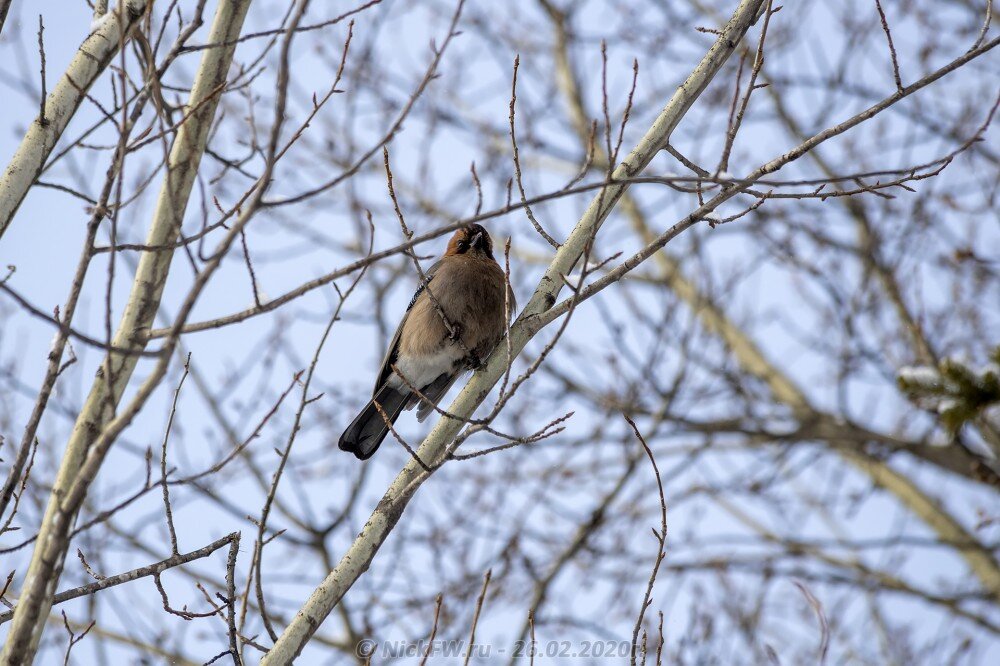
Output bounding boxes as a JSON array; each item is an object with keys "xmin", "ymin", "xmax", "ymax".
[{"xmin": 389, "ymin": 347, "xmax": 463, "ymax": 391}]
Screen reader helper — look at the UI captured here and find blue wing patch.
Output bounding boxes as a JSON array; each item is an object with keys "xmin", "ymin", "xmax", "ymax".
[{"xmin": 407, "ymin": 273, "xmax": 434, "ymax": 311}]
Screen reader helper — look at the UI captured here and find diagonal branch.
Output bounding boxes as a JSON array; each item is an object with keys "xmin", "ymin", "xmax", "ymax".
[
  {"xmin": 0, "ymin": 533, "xmax": 239, "ymax": 625},
  {"xmin": 0, "ymin": 0, "xmax": 151, "ymax": 238},
  {"xmin": 259, "ymin": 2, "xmax": 770, "ymax": 662}
]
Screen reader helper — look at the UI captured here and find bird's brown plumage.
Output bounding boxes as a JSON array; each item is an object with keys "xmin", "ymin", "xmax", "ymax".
[{"xmin": 338, "ymin": 225, "xmax": 514, "ymax": 459}]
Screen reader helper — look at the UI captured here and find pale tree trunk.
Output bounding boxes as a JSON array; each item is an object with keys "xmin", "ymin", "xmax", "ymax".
[
  {"xmin": 0, "ymin": 0, "xmax": 152, "ymax": 239},
  {"xmin": 0, "ymin": 1, "xmax": 252, "ymax": 662},
  {"xmin": 260, "ymin": 1, "xmax": 770, "ymax": 662},
  {"xmin": 539, "ymin": 2, "xmax": 1000, "ymax": 600}
]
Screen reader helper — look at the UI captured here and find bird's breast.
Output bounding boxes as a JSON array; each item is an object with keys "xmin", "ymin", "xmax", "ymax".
[{"xmin": 398, "ymin": 256, "xmax": 508, "ymax": 361}]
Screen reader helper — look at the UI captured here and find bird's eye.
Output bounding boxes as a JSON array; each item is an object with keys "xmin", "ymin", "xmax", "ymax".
[{"xmin": 457, "ymin": 241, "xmax": 469, "ymax": 252}]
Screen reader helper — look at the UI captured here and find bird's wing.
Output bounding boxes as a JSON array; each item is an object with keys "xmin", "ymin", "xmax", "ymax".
[{"xmin": 372, "ymin": 260, "xmax": 441, "ymax": 395}]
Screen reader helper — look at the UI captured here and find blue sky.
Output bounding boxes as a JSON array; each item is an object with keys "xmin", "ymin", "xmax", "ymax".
[{"xmin": 1, "ymin": 0, "xmax": 998, "ymax": 663}]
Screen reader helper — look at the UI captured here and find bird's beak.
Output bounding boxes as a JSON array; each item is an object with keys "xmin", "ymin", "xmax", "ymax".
[{"xmin": 470, "ymin": 231, "xmax": 484, "ymax": 249}]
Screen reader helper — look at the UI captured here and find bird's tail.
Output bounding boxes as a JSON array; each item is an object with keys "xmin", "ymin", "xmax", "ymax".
[
  {"xmin": 415, "ymin": 372, "xmax": 459, "ymax": 422},
  {"xmin": 338, "ymin": 385, "xmax": 410, "ymax": 460}
]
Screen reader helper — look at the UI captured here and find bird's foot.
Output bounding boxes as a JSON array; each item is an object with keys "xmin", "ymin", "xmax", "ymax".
[
  {"xmin": 466, "ymin": 352, "xmax": 482, "ymax": 370},
  {"xmin": 448, "ymin": 322, "xmax": 464, "ymax": 343}
]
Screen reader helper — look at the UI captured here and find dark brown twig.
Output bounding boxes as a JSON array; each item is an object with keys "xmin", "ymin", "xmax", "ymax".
[
  {"xmin": 160, "ymin": 354, "xmax": 191, "ymax": 556},
  {"xmin": 509, "ymin": 55, "xmax": 560, "ymax": 248},
  {"xmin": 624, "ymin": 415, "xmax": 667, "ymax": 666},
  {"xmin": 37, "ymin": 15, "xmax": 47, "ymax": 126},
  {"xmin": 418, "ymin": 594, "xmax": 443, "ymax": 666},
  {"xmin": 60, "ymin": 610, "xmax": 95, "ymax": 666},
  {"xmin": 463, "ymin": 569, "xmax": 492, "ymax": 666},
  {"xmin": 874, "ymin": 0, "xmax": 903, "ymax": 92}
]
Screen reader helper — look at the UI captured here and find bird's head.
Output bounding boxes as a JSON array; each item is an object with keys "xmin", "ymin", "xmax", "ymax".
[{"xmin": 446, "ymin": 224, "xmax": 494, "ymax": 259}]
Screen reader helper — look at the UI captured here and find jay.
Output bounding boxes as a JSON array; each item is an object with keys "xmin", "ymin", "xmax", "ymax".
[{"xmin": 339, "ymin": 224, "xmax": 514, "ymax": 460}]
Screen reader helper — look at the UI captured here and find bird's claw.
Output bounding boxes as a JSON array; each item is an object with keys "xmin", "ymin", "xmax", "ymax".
[
  {"xmin": 448, "ymin": 323, "xmax": 464, "ymax": 343},
  {"xmin": 466, "ymin": 352, "xmax": 482, "ymax": 370}
]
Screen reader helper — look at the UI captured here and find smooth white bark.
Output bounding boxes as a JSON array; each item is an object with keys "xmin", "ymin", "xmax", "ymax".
[
  {"xmin": 0, "ymin": 1, "xmax": 252, "ymax": 663},
  {"xmin": 0, "ymin": 0, "xmax": 150, "ymax": 239}
]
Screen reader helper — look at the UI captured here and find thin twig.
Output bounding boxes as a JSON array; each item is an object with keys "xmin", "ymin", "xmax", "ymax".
[
  {"xmin": 0, "ymin": 534, "xmax": 239, "ymax": 624},
  {"xmin": 463, "ymin": 569, "xmax": 492, "ymax": 666},
  {"xmin": 160, "ymin": 353, "xmax": 191, "ymax": 556},
  {"xmin": 509, "ymin": 54, "xmax": 560, "ymax": 248},
  {"xmin": 874, "ymin": 0, "xmax": 903, "ymax": 92},
  {"xmin": 60, "ymin": 610, "xmax": 95, "ymax": 666},
  {"xmin": 794, "ymin": 581, "xmax": 830, "ymax": 665},
  {"xmin": 37, "ymin": 15, "xmax": 47, "ymax": 126},
  {"xmin": 624, "ymin": 415, "xmax": 668, "ymax": 666},
  {"xmin": 418, "ymin": 594, "xmax": 443, "ymax": 666}
]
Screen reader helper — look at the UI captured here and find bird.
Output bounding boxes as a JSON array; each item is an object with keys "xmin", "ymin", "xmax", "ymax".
[{"xmin": 338, "ymin": 224, "xmax": 515, "ymax": 460}]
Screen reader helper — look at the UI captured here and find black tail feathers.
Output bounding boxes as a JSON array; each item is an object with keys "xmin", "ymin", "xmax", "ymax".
[{"xmin": 338, "ymin": 386, "xmax": 410, "ymax": 460}]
